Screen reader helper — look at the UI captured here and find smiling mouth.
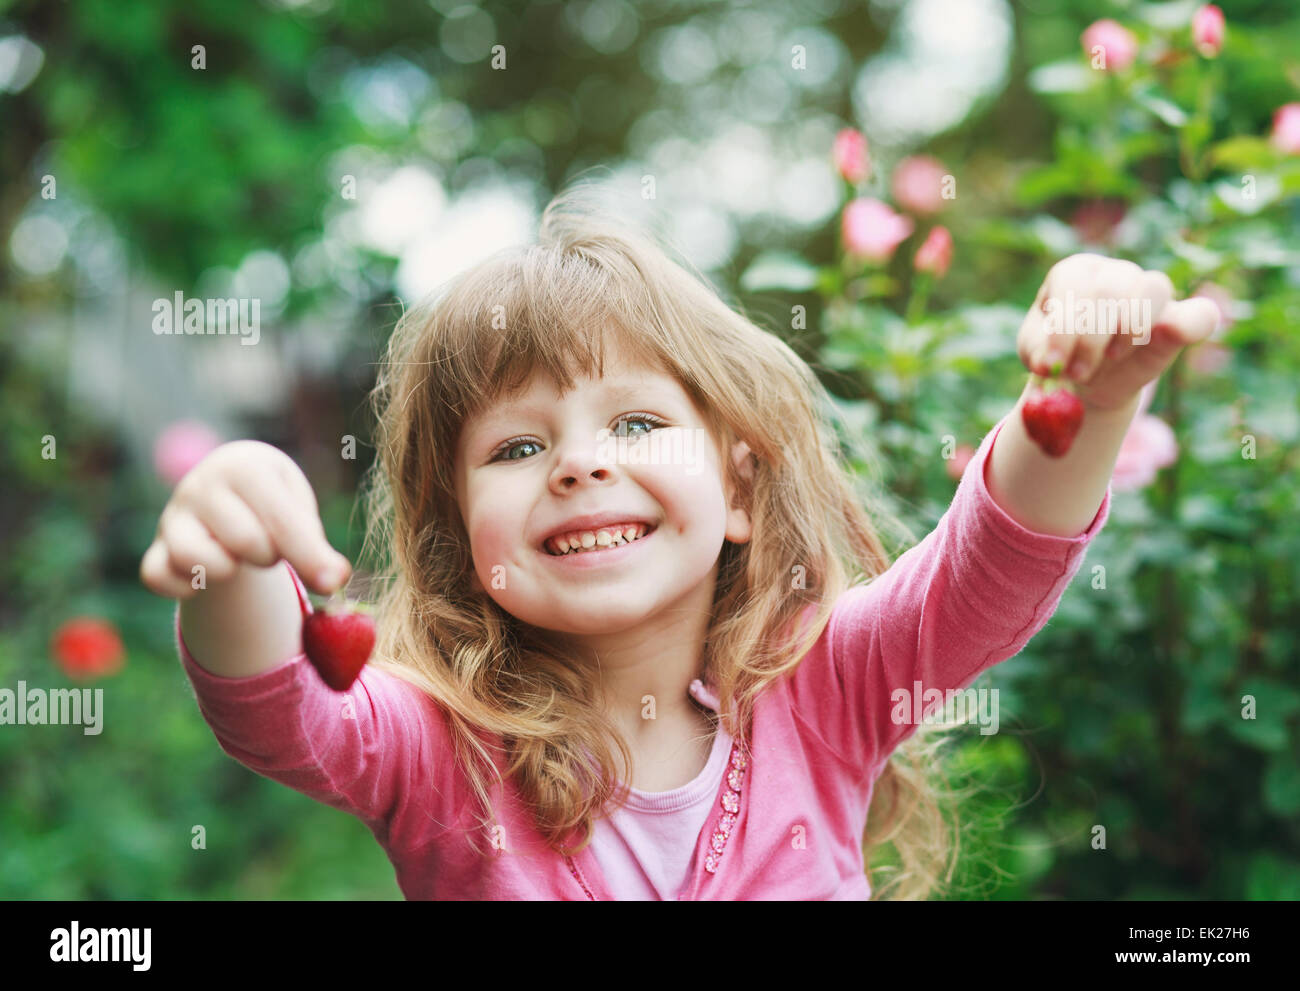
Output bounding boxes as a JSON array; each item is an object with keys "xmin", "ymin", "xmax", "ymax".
[{"xmin": 542, "ymin": 522, "xmax": 658, "ymax": 556}]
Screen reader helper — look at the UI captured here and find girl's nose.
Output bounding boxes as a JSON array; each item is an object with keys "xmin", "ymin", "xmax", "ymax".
[{"xmin": 549, "ymin": 436, "xmax": 616, "ymax": 489}]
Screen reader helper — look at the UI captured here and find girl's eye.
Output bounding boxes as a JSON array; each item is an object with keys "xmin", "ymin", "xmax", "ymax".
[
  {"xmin": 488, "ymin": 414, "xmax": 666, "ymax": 463},
  {"xmin": 494, "ymin": 439, "xmax": 543, "ymax": 462},
  {"xmin": 612, "ymin": 413, "xmax": 665, "ymax": 438}
]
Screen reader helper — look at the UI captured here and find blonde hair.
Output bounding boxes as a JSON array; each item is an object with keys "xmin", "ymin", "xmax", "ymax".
[{"xmin": 359, "ymin": 180, "xmax": 969, "ymax": 899}]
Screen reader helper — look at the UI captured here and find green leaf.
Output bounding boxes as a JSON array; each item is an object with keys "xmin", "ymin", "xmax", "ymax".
[
  {"xmin": 1180, "ymin": 679, "xmax": 1226, "ymax": 733},
  {"xmin": 739, "ymin": 252, "xmax": 819, "ymax": 292},
  {"xmin": 1226, "ymin": 682, "xmax": 1295, "ymax": 752},
  {"xmin": 1214, "ymin": 175, "xmax": 1282, "ymax": 215},
  {"xmin": 1246, "ymin": 854, "xmax": 1300, "ymax": 899},
  {"xmin": 1027, "ymin": 60, "xmax": 1094, "ymax": 94},
  {"xmin": 1166, "ymin": 236, "xmax": 1224, "ymax": 274},
  {"xmin": 1207, "ymin": 136, "xmax": 1283, "ymax": 172},
  {"xmin": 815, "ymin": 266, "xmax": 845, "ymax": 296},
  {"xmin": 1263, "ymin": 755, "xmax": 1300, "ymax": 817},
  {"xmin": 1239, "ymin": 677, "xmax": 1300, "ymax": 717},
  {"xmin": 1132, "ymin": 86, "xmax": 1189, "ymax": 127},
  {"xmin": 1181, "ymin": 116, "xmax": 1213, "ymax": 158}
]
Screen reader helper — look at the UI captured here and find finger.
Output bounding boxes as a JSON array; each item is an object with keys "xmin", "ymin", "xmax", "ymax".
[
  {"xmin": 158, "ymin": 507, "xmax": 241, "ymax": 586},
  {"xmin": 229, "ymin": 467, "xmax": 350, "ymax": 594},
  {"xmin": 140, "ymin": 538, "xmax": 198, "ymax": 600},
  {"xmin": 1019, "ymin": 301, "xmax": 1071, "ymax": 377},
  {"xmin": 1143, "ymin": 270, "xmax": 1176, "ymax": 326},
  {"xmin": 1098, "ymin": 270, "xmax": 1170, "ymax": 367},
  {"xmin": 1156, "ymin": 296, "xmax": 1220, "ymax": 347},
  {"xmin": 1081, "ymin": 298, "xmax": 1217, "ymax": 406},
  {"xmin": 272, "ymin": 458, "xmax": 354, "ymax": 591},
  {"xmin": 1037, "ymin": 294, "xmax": 1079, "ymax": 377},
  {"xmin": 191, "ymin": 484, "xmax": 279, "ymax": 568},
  {"xmin": 1067, "ymin": 264, "xmax": 1139, "ymax": 382}
]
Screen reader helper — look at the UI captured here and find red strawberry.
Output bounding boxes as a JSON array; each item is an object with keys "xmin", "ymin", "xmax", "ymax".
[
  {"xmin": 1022, "ymin": 385, "xmax": 1085, "ymax": 457},
  {"xmin": 302, "ymin": 609, "xmax": 375, "ymax": 691}
]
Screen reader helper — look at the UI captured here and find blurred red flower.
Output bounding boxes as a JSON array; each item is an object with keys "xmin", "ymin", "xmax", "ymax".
[
  {"xmin": 51, "ymin": 617, "xmax": 125, "ymax": 680},
  {"xmin": 1071, "ymin": 199, "xmax": 1126, "ymax": 245}
]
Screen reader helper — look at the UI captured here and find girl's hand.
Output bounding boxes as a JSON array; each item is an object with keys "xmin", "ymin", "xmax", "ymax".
[
  {"xmin": 140, "ymin": 440, "xmax": 352, "ymax": 601},
  {"xmin": 1017, "ymin": 253, "xmax": 1220, "ymax": 411}
]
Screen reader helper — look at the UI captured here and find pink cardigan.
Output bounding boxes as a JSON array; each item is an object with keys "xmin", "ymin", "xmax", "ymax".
[{"xmin": 175, "ymin": 412, "xmax": 1110, "ymax": 899}]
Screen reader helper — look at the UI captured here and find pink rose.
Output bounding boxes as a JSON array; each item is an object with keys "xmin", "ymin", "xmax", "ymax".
[
  {"xmin": 1082, "ymin": 19, "xmax": 1139, "ymax": 72},
  {"xmin": 891, "ymin": 156, "xmax": 949, "ymax": 215},
  {"xmin": 153, "ymin": 420, "xmax": 222, "ymax": 486},
  {"xmin": 1187, "ymin": 341, "xmax": 1231, "ymax": 376},
  {"xmin": 1070, "ymin": 199, "xmax": 1126, "ymax": 245},
  {"xmin": 945, "ymin": 444, "xmax": 975, "ymax": 482},
  {"xmin": 1112, "ymin": 384, "xmax": 1177, "ymax": 492},
  {"xmin": 914, "ymin": 226, "xmax": 953, "ymax": 278},
  {"xmin": 1192, "ymin": 5, "xmax": 1225, "ymax": 58},
  {"xmin": 1270, "ymin": 103, "xmax": 1300, "ymax": 155},
  {"xmin": 833, "ymin": 128, "xmax": 871, "ymax": 184},
  {"xmin": 842, "ymin": 198, "xmax": 914, "ymax": 262}
]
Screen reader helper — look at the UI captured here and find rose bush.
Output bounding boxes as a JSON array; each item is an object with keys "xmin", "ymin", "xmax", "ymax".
[{"xmin": 745, "ymin": 4, "xmax": 1300, "ymax": 898}]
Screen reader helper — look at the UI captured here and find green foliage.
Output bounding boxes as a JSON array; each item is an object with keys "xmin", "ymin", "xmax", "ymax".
[
  {"xmin": 2, "ymin": 0, "xmax": 1297, "ymax": 900},
  {"xmin": 754, "ymin": 3, "xmax": 1300, "ymax": 899}
]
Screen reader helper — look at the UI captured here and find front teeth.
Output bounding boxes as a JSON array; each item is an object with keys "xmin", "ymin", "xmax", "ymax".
[{"xmin": 548, "ymin": 524, "xmax": 650, "ymax": 555}]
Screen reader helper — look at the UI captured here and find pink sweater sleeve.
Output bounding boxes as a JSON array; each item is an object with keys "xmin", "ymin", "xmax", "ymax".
[
  {"xmin": 786, "ymin": 412, "xmax": 1111, "ymax": 781},
  {"xmin": 175, "ymin": 562, "xmax": 462, "ymax": 843}
]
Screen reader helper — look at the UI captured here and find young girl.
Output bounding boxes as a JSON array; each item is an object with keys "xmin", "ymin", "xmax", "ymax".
[{"xmin": 141, "ymin": 183, "xmax": 1218, "ymax": 900}]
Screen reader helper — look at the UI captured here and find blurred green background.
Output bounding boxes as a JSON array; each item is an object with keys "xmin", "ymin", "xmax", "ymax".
[{"xmin": 1, "ymin": 0, "xmax": 1297, "ymax": 899}]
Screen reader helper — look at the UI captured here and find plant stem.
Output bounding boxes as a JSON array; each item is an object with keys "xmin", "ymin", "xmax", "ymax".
[{"xmin": 905, "ymin": 272, "xmax": 931, "ymax": 326}]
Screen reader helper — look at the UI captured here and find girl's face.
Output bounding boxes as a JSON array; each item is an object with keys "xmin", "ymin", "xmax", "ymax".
[{"xmin": 453, "ymin": 354, "xmax": 752, "ymax": 642}]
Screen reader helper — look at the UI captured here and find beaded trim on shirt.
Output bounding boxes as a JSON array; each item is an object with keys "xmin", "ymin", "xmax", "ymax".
[
  {"xmin": 566, "ymin": 854, "xmax": 596, "ymax": 900},
  {"xmin": 704, "ymin": 742, "xmax": 747, "ymax": 874}
]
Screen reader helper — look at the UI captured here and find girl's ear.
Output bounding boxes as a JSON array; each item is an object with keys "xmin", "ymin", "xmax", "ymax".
[
  {"xmin": 732, "ymin": 440, "xmax": 755, "ymax": 484},
  {"xmin": 725, "ymin": 441, "xmax": 755, "ymax": 545}
]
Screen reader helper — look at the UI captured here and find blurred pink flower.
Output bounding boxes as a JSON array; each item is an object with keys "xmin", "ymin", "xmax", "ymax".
[
  {"xmin": 833, "ymin": 128, "xmax": 871, "ymax": 184},
  {"xmin": 914, "ymin": 226, "xmax": 953, "ymax": 278},
  {"xmin": 1112, "ymin": 383, "xmax": 1177, "ymax": 492},
  {"xmin": 1192, "ymin": 5, "xmax": 1225, "ymax": 57},
  {"xmin": 153, "ymin": 420, "xmax": 221, "ymax": 486},
  {"xmin": 945, "ymin": 444, "xmax": 975, "ymax": 482},
  {"xmin": 1135, "ymin": 380, "xmax": 1157, "ymax": 417},
  {"xmin": 1270, "ymin": 103, "xmax": 1300, "ymax": 155},
  {"xmin": 1082, "ymin": 19, "xmax": 1139, "ymax": 72},
  {"xmin": 1187, "ymin": 342, "xmax": 1231, "ymax": 376},
  {"xmin": 1071, "ymin": 199, "xmax": 1126, "ymax": 245},
  {"xmin": 842, "ymin": 198, "xmax": 914, "ymax": 262},
  {"xmin": 891, "ymin": 156, "xmax": 949, "ymax": 215}
]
